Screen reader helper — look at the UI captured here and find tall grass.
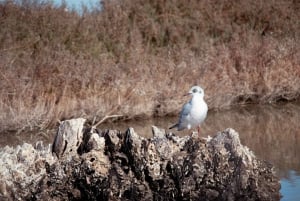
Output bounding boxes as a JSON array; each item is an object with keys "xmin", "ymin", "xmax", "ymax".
[{"xmin": 0, "ymin": 0, "xmax": 299, "ymax": 132}]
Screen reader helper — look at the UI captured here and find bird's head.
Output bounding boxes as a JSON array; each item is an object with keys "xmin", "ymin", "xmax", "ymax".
[{"xmin": 185, "ymin": 86, "xmax": 205, "ymax": 97}]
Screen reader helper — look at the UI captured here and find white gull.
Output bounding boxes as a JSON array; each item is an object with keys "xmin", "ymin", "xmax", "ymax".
[{"xmin": 169, "ymin": 86, "xmax": 208, "ymax": 133}]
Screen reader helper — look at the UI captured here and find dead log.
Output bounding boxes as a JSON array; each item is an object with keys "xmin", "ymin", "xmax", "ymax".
[{"xmin": 0, "ymin": 118, "xmax": 280, "ymax": 201}]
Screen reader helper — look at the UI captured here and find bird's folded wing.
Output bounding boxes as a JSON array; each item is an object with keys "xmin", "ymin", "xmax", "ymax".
[{"xmin": 178, "ymin": 102, "xmax": 191, "ymax": 123}]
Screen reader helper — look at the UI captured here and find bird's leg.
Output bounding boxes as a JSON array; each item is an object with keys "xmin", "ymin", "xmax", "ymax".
[{"xmin": 197, "ymin": 125, "xmax": 201, "ymax": 135}]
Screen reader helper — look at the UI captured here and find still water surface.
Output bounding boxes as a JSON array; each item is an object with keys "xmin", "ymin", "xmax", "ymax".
[{"xmin": 1, "ymin": 103, "xmax": 300, "ymax": 200}]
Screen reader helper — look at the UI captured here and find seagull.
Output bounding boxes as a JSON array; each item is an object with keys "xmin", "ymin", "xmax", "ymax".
[{"xmin": 169, "ymin": 86, "xmax": 208, "ymax": 134}]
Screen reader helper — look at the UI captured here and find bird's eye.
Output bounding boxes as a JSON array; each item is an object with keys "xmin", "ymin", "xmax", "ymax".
[{"xmin": 192, "ymin": 88, "xmax": 197, "ymax": 93}]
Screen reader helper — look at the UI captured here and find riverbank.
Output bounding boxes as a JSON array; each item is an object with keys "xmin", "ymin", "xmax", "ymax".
[{"xmin": 0, "ymin": 0, "xmax": 299, "ymax": 132}]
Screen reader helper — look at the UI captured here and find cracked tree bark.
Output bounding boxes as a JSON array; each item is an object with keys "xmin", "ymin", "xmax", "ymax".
[{"xmin": 0, "ymin": 118, "xmax": 280, "ymax": 201}]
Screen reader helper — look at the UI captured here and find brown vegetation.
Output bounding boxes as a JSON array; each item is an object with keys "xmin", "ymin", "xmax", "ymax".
[{"xmin": 0, "ymin": 0, "xmax": 299, "ymax": 132}]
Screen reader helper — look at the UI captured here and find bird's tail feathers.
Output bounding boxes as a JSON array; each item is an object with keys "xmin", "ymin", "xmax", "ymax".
[{"xmin": 169, "ymin": 124, "xmax": 178, "ymax": 129}]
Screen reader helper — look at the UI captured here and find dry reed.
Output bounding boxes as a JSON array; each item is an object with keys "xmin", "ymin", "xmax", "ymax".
[{"xmin": 0, "ymin": 0, "xmax": 299, "ymax": 132}]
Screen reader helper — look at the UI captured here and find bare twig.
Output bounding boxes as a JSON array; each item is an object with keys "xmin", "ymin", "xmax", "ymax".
[
  {"xmin": 92, "ymin": 116, "xmax": 97, "ymax": 125},
  {"xmin": 93, "ymin": 114, "xmax": 123, "ymax": 128}
]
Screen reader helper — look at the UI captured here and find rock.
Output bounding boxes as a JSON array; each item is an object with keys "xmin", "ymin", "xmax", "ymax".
[
  {"xmin": 87, "ymin": 133, "xmax": 105, "ymax": 151},
  {"xmin": 151, "ymin": 125, "xmax": 165, "ymax": 138},
  {"xmin": 0, "ymin": 142, "xmax": 55, "ymax": 200},
  {"xmin": 0, "ymin": 119, "xmax": 281, "ymax": 201},
  {"xmin": 52, "ymin": 118, "xmax": 86, "ymax": 158}
]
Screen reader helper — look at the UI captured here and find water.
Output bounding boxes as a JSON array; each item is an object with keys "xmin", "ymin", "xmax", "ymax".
[
  {"xmin": 1, "ymin": 103, "xmax": 300, "ymax": 200},
  {"xmin": 101, "ymin": 103, "xmax": 300, "ymax": 201}
]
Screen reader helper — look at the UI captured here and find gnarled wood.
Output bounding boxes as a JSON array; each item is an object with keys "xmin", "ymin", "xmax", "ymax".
[
  {"xmin": 52, "ymin": 118, "xmax": 86, "ymax": 158},
  {"xmin": 0, "ymin": 118, "xmax": 280, "ymax": 201}
]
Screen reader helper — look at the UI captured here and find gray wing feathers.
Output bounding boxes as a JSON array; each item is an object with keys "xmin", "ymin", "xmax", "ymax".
[
  {"xmin": 177, "ymin": 102, "xmax": 191, "ymax": 130},
  {"xmin": 169, "ymin": 101, "xmax": 192, "ymax": 130},
  {"xmin": 179, "ymin": 102, "xmax": 191, "ymax": 119}
]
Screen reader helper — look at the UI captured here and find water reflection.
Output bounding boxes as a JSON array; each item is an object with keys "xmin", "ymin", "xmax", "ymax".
[
  {"xmin": 0, "ymin": 129, "xmax": 55, "ymax": 148},
  {"xmin": 1, "ymin": 103, "xmax": 300, "ymax": 200},
  {"xmin": 100, "ymin": 103, "xmax": 300, "ymax": 201},
  {"xmin": 201, "ymin": 103, "xmax": 300, "ymax": 178},
  {"xmin": 280, "ymin": 171, "xmax": 300, "ymax": 201},
  {"xmin": 99, "ymin": 103, "xmax": 300, "ymax": 178}
]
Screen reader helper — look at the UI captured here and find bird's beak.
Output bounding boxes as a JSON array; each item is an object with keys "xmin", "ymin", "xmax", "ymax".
[{"xmin": 183, "ymin": 92, "xmax": 191, "ymax": 97}]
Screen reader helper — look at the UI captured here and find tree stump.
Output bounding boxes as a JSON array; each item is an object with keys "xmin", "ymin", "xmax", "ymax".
[{"xmin": 0, "ymin": 118, "xmax": 280, "ymax": 201}]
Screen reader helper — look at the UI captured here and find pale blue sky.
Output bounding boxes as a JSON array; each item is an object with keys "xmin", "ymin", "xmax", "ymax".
[{"xmin": 52, "ymin": 0, "xmax": 100, "ymax": 12}]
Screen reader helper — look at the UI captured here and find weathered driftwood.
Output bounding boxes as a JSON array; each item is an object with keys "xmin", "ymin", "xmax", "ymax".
[
  {"xmin": 52, "ymin": 118, "xmax": 86, "ymax": 158},
  {"xmin": 0, "ymin": 118, "xmax": 280, "ymax": 201}
]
